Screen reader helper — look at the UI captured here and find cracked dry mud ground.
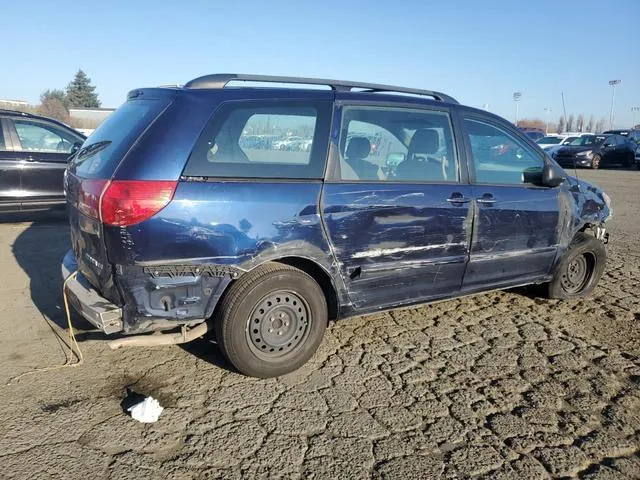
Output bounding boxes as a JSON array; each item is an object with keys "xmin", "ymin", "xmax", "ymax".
[{"xmin": 0, "ymin": 170, "xmax": 638, "ymax": 479}]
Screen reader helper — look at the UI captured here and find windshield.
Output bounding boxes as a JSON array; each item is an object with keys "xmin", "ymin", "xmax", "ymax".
[
  {"xmin": 562, "ymin": 136, "xmax": 578, "ymax": 144},
  {"xmin": 537, "ymin": 136, "xmax": 562, "ymax": 144},
  {"xmin": 568, "ymin": 135, "xmax": 605, "ymax": 146}
]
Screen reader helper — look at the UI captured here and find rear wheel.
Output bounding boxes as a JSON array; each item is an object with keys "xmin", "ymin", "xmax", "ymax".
[
  {"xmin": 546, "ymin": 232, "xmax": 606, "ymax": 299},
  {"xmin": 591, "ymin": 154, "xmax": 601, "ymax": 169},
  {"xmin": 623, "ymin": 152, "xmax": 634, "ymax": 168},
  {"xmin": 215, "ymin": 262, "xmax": 327, "ymax": 377}
]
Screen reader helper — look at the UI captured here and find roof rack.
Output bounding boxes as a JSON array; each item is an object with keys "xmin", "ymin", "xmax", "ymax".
[{"xmin": 184, "ymin": 73, "xmax": 458, "ymax": 104}]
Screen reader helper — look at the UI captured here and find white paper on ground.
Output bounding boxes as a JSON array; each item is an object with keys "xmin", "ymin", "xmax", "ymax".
[{"xmin": 127, "ymin": 396, "xmax": 164, "ymax": 423}]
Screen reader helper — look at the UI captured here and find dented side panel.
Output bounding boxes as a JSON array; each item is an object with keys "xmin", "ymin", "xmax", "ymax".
[
  {"xmin": 321, "ymin": 183, "xmax": 474, "ymax": 310},
  {"xmin": 103, "ymin": 181, "xmax": 342, "ymax": 330}
]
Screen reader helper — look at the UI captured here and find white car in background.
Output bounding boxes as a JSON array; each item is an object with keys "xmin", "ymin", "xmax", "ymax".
[
  {"xmin": 539, "ymin": 133, "xmax": 593, "ymax": 157},
  {"xmin": 536, "ymin": 134, "xmax": 575, "ymax": 150}
]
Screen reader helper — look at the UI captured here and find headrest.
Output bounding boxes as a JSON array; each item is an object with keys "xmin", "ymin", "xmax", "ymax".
[
  {"xmin": 346, "ymin": 136, "xmax": 371, "ymax": 159},
  {"xmin": 408, "ymin": 129, "xmax": 439, "ymax": 156}
]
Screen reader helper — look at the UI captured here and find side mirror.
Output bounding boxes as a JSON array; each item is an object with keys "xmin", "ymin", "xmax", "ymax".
[
  {"xmin": 385, "ymin": 152, "xmax": 405, "ymax": 168},
  {"xmin": 542, "ymin": 162, "xmax": 566, "ymax": 187},
  {"xmin": 603, "ymin": 142, "xmax": 612, "ymax": 148}
]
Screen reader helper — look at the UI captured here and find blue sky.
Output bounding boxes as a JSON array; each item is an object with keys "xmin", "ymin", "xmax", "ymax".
[{"xmin": 2, "ymin": 0, "xmax": 638, "ymax": 127}]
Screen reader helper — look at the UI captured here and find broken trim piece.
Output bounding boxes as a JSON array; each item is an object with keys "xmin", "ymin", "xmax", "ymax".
[{"xmin": 143, "ymin": 264, "xmax": 242, "ymax": 279}]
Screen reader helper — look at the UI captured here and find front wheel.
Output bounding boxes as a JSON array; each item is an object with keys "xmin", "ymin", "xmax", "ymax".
[
  {"xmin": 623, "ymin": 152, "xmax": 634, "ymax": 168},
  {"xmin": 591, "ymin": 154, "xmax": 601, "ymax": 169},
  {"xmin": 546, "ymin": 232, "xmax": 606, "ymax": 299},
  {"xmin": 215, "ymin": 262, "xmax": 327, "ymax": 377}
]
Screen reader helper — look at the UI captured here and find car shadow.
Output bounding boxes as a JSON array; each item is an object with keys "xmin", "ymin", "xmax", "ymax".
[
  {"xmin": 179, "ymin": 335, "xmax": 238, "ymax": 374},
  {"xmin": 10, "ymin": 214, "xmax": 95, "ymax": 334}
]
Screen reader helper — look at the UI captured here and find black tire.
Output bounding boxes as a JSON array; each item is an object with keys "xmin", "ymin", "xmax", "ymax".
[
  {"xmin": 547, "ymin": 232, "xmax": 606, "ymax": 299},
  {"xmin": 591, "ymin": 154, "xmax": 601, "ymax": 169},
  {"xmin": 623, "ymin": 152, "xmax": 634, "ymax": 168},
  {"xmin": 215, "ymin": 262, "xmax": 327, "ymax": 377}
]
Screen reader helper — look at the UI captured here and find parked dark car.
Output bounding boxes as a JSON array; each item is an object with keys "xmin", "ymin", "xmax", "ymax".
[
  {"xmin": 0, "ymin": 110, "xmax": 85, "ymax": 213},
  {"xmin": 61, "ymin": 74, "xmax": 611, "ymax": 377},
  {"xmin": 553, "ymin": 134, "xmax": 635, "ymax": 169},
  {"xmin": 602, "ymin": 129, "xmax": 640, "ymax": 145}
]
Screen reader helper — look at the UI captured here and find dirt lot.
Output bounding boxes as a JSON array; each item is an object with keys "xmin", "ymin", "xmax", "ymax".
[{"xmin": 0, "ymin": 170, "xmax": 638, "ymax": 479}]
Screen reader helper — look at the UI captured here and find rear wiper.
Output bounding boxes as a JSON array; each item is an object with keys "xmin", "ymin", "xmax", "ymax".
[{"xmin": 74, "ymin": 141, "xmax": 112, "ymax": 165}]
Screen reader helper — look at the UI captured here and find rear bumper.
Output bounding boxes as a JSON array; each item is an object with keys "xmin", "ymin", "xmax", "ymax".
[{"xmin": 62, "ymin": 249, "xmax": 123, "ymax": 334}]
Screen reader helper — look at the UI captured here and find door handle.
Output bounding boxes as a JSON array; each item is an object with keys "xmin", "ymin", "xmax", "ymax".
[
  {"xmin": 477, "ymin": 194, "xmax": 496, "ymax": 205},
  {"xmin": 446, "ymin": 193, "xmax": 471, "ymax": 204},
  {"xmin": 25, "ymin": 156, "xmax": 36, "ymax": 162}
]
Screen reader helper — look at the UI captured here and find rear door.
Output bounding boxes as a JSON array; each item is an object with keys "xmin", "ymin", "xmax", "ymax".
[
  {"xmin": 8, "ymin": 117, "xmax": 82, "ymax": 210},
  {"xmin": 0, "ymin": 118, "xmax": 22, "ymax": 213},
  {"xmin": 460, "ymin": 113, "xmax": 560, "ymax": 291},
  {"xmin": 321, "ymin": 102, "xmax": 472, "ymax": 311}
]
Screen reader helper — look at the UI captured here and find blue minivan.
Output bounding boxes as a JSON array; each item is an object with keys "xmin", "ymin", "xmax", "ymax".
[{"xmin": 62, "ymin": 74, "xmax": 611, "ymax": 377}]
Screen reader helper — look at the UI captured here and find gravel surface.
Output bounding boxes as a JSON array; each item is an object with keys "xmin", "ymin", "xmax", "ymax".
[{"xmin": 0, "ymin": 169, "xmax": 638, "ymax": 479}]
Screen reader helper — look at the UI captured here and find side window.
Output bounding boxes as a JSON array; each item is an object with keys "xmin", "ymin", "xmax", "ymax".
[
  {"xmin": 13, "ymin": 120, "xmax": 78, "ymax": 153},
  {"xmin": 184, "ymin": 101, "xmax": 332, "ymax": 179},
  {"xmin": 338, "ymin": 106, "xmax": 458, "ymax": 182},
  {"xmin": 464, "ymin": 118, "xmax": 544, "ymax": 185}
]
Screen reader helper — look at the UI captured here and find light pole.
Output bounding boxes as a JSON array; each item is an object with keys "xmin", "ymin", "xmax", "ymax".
[
  {"xmin": 513, "ymin": 92, "xmax": 522, "ymax": 126},
  {"xmin": 608, "ymin": 79, "xmax": 621, "ymax": 129},
  {"xmin": 544, "ymin": 107, "xmax": 552, "ymax": 134},
  {"xmin": 632, "ymin": 107, "xmax": 640, "ymax": 128}
]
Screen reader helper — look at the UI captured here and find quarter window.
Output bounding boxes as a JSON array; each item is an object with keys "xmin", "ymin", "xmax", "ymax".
[
  {"xmin": 13, "ymin": 120, "xmax": 79, "ymax": 153},
  {"xmin": 464, "ymin": 118, "xmax": 545, "ymax": 185},
  {"xmin": 337, "ymin": 106, "xmax": 458, "ymax": 182},
  {"xmin": 184, "ymin": 101, "xmax": 332, "ymax": 179}
]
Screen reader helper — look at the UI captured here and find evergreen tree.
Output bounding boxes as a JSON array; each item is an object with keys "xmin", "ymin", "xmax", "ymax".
[{"xmin": 66, "ymin": 69, "xmax": 101, "ymax": 108}]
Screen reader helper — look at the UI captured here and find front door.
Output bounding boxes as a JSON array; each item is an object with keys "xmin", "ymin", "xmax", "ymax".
[
  {"xmin": 8, "ymin": 117, "xmax": 78, "ymax": 210},
  {"xmin": 0, "ymin": 118, "xmax": 22, "ymax": 213},
  {"xmin": 321, "ymin": 103, "xmax": 472, "ymax": 311},
  {"xmin": 460, "ymin": 115, "xmax": 561, "ymax": 291}
]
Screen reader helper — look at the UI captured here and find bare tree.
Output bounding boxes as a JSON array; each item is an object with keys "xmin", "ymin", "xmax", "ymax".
[
  {"xmin": 576, "ymin": 114, "xmax": 584, "ymax": 132},
  {"xmin": 586, "ymin": 114, "xmax": 595, "ymax": 132},
  {"xmin": 595, "ymin": 118, "xmax": 607, "ymax": 133},
  {"xmin": 557, "ymin": 116, "xmax": 566, "ymax": 133},
  {"xmin": 566, "ymin": 114, "xmax": 575, "ymax": 132},
  {"xmin": 517, "ymin": 118, "xmax": 546, "ymax": 131},
  {"xmin": 36, "ymin": 98, "xmax": 70, "ymax": 123}
]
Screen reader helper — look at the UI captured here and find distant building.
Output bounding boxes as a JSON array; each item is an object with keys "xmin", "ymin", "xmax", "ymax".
[
  {"xmin": 68, "ymin": 107, "xmax": 115, "ymax": 123},
  {"xmin": 0, "ymin": 99, "xmax": 29, "ymax": 108}
]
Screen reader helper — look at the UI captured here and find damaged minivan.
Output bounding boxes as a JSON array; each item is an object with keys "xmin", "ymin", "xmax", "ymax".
[{"xmin": 62, "ymin": 74, "xmax": 611, "ymax": 377}]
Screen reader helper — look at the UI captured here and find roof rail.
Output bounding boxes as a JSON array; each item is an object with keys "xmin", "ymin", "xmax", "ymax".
[
  {"xmin": 0, "ymin": 109, "xmax": 30, "ymax": 116},
  {"xmin": 184, "ymin": 73, "xmax": 458, "ymax": 104}
]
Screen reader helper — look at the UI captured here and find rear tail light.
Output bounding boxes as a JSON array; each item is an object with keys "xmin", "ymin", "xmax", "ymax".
[
  {"xmin": 78, "ymin": 179, "xmax": 177, "ymax": 227},
  {"xmin": 101, "ymin": 180, "xmax": 177, "ymax": 226}
]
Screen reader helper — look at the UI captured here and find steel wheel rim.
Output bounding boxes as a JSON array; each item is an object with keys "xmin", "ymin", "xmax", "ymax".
[
  {"xmin": 561, "ymin": 254, "xmax": 591, "ymax": 293},
  {"xmin": 246, "ymin": 290, "xmax": 310, "ymax": 358}
]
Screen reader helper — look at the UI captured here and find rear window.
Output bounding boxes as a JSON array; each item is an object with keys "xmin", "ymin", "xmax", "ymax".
[
  {"xmin": 71, "ymin": 98, "xmax": 169, "ymax": 178},
  {"xmin": 184, "ymin": 100, "xmax": 332, "ymax": 179}
]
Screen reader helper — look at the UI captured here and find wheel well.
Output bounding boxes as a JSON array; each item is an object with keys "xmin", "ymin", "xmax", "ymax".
[{"xmin": 275, "ymin": 257, "xmax": 339, "ymax": 321}]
